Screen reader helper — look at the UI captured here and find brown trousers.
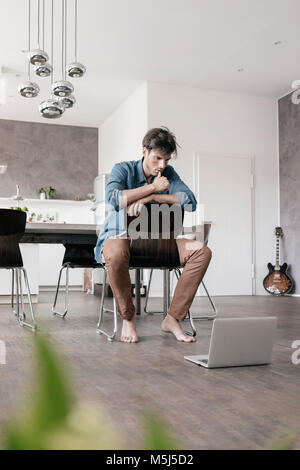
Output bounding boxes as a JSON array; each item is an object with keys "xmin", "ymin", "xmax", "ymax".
[{"xmin": 102, "ymin": 238, "xmax": 212, "ymax": 321}]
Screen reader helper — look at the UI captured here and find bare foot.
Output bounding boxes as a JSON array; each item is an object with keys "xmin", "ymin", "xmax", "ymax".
[
  {"xmin": 121, "ymin": 318, "xmax": 139, "ymax": 343},
  {"xmin": 161, "ymin": 314, "xmax": 196, "ymax": 342}
]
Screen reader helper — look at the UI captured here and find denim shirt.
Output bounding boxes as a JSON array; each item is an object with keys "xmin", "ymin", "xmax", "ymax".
[{"xmin": 94, "ymin": 157, "xmax": 197, "ymax": 262}]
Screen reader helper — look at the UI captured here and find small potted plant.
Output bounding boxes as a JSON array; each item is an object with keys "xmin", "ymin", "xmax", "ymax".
[
  {"xmin": 39, "ymin": 188, "xmax": 46, "ymax": 200},
  {"xmin": 39, "ymin": 186, "xmax": 56, "ymax": 199}
]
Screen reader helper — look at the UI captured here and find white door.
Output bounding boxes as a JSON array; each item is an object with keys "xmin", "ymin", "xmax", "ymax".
[{"xmin": 194, "ymin": 153, "xmax": 254, "ymax": 296}]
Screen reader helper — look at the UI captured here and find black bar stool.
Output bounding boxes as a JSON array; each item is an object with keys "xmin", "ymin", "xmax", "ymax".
[
  {"xmin": 144, "ymin": 222, "xmax": 217, "ymax": 320},
  {"xmin": 52, "ymin": 243, "xmax": 114, "ymax": 319},
  {"xmin": 96, "ymin": 203, "xmax": 197, "ymax": 340},
  {"xmin": 0, "ymin": 209, "xmax": 36, "ymax": 331}
]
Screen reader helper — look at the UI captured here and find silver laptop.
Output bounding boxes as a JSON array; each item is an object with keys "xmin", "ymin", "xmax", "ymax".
[{"xmin": 184, "ymin": 316, "xmax": 277, "ymax": 369}]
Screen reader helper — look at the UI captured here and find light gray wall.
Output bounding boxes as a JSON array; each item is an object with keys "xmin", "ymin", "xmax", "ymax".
[
  {"xmin": 0, "ymin": 119, "xmax": 98, "ymax": 200},
  {"xmin": 279, "ymin": 92, "xmax": 300, "ymax": 294}
]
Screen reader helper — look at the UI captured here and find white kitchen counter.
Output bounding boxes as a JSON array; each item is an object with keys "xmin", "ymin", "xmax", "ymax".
[{"xmin": 0, "ymin": 199, "xmax": 99, "ymax": 301}]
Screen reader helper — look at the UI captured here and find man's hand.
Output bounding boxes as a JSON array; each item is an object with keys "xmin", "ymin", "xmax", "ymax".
[
  {"xmin": 126, "ymin": 195, "xmax": 154, "ymax": 216},
  {"xmin": 152, "ymin": 171, "xmax": 170, "ymax": 193}
]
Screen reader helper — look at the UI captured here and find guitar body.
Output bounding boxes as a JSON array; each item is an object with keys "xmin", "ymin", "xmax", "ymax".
[
  {"xmin": 263, "ymin": 262, "xmax": 293, "ymax": 295},
  {"xmin": 263, "ymin": 227, "xmax": 294, "ymax": 296}
]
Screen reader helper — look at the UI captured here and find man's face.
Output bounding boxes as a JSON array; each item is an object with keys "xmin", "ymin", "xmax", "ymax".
[{"xmin": 142, "ymin": 148, "xmax": 171, "ymax": 177}]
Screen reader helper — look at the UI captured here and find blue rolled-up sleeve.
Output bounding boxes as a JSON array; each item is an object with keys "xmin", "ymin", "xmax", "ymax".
[
  {"xmin": 169, "ymin": 168, "xmax": 197, "ymax": 212},
  {"xmin": 105, "ymin": 163, "xmax": 127, "ymax": 211}
]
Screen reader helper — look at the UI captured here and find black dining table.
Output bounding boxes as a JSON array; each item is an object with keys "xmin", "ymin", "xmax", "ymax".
[
  {"xmin": 21, "ymin": 223, "xmax": 98, "ymax": 245},
  {"xmin": 21, "ymin": 223, "xmax": 143, "ymax": 314}
]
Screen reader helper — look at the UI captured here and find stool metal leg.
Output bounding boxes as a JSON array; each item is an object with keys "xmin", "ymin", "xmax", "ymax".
[
  {"xmin": 163, "ymin": 270, "xmax": 170, "ymax": 317},
  {"xmin": 175, "ymin": 267, "xmax": 217, "ymax": 320},
  {"xmin": 187, "ymin": 309, "xmax": 197, "ymax": 337},
  {"xmin": 201, "ymin": 281, "xmax": 218, "ymax": 315},
  {"xmin": 96, "ymin": 268, "xmax": 118, "ymax": 341},
  {"xmin": 174, "ymin": 268, "xmax": 196, "ymax": 337},
  {"xmin": 96, "ymin": 268, "xmax": 107, "ymax": 330},
  {"xmin": 144, "ymin": 268, "xmax": 153, "ymax": 314},
  {"xmin": 20, "ymin": 267, "xmax": 37, "ymax": 331},
  {"xmin": 11, "ymin": 268, "xmax": 14, "ymax": 309},
  {"xmin": 135, "ymin": 269, "xmax": 141, "ymax": 315},
  {"xmin": 144, "ymin": 267, "xmax": 196, "ymax": 335},
  {"xmin": 15, "ymin": 268, "xmax": 36, "ymax": 331},
  {"xmin": 53, "ymin": 266, "xmax": 107, "ymax": 319},
  {"xmin": 52, "ymin": 265, "xmax": 69, "ymax": 318},
  {"xmin": 144, "ymin": 268, "xmax": 167, "ymax": 315},
  {"xmin": 15, "ymin": 267, "xmax": 20, "ymax": 319},
  {"xmin": 19, "ymin": 268, "xmax": 25, "ymax": 321}
]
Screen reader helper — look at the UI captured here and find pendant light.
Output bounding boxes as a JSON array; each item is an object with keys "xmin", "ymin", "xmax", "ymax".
[
  {"xmin": 39, "ymin": 98, "xmax": 64, "ymax": 117},
  {"xmin": 66, "ymin": 0, "xmax": 86, "ymax": 77},
  {"xmin": 35, "ymin": 0, "xmax": 53, "ymax": 77},
  {"xmin": 18, "ymin": 81, "xmax": 40, "ymax": 97},
  {"xmin": 29, "ymin": 49, "xmax": 49, "ymax": 65},
  {"xmin": 35, "ymin": 62, "xmax": 53, "ymax": 77},
  {"xmin": 18, "ymin": 0, "xmax": 40, "ymax": 98},
  {"xmin": 19, "ymin": 0, "xmax": 82, "ymax": 116},
  {"xmin": 51, "ymin": 79, "xmax": 73, "ymax": 96},
  {"xmin": 58, "ymin": 94, "xmax": 76, "ymax": 108},
  {"xmin": 39, "ymin": 0, "xmax": 65, "ymax": 118},
  {"xmin": 58, "ymin": 0, "xmax": 75, "ymax": 108},
  {"xmin": 52, "ymin": 0, "xmax": 73, "ymax": 97},
  {"xmin": 28, "ymin": 0, "xmax": 49, "ymax": 65}
]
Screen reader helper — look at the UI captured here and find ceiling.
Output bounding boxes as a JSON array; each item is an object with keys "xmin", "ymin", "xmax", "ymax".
[{"xmin": 0, "ymin": 0, "xmax": 299, "ymax": 127}]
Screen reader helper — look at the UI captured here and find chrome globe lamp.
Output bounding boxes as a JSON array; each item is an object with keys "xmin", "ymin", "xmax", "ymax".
[
  {"xmin": 51, "ymin": 80, "xmax": 74, "ymax": 97},
  {"xmin": 28, "ymin": 49, "xmax": 49, "ymax": 65},
  {"xmin": 39, "ymin": 98, "xmax": 65, "ymax": 119},
  {"xmin": 66, "ymin": 62, "xmax": 86, "ymax": 78},
  {"xmin": 18, "ymin": 81, "xmax": 40, "ymax": 98},
  {"xmin": 58, "ymin": 94, "xmax": 76, "ymax": 109},
  {"xmin": 34, "ymin": 62, "xmax": 53, "ymax": 77}
]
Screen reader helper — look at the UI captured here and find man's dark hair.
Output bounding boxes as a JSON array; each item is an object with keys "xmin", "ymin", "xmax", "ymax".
[{"xmin": 142, "ymin": 127, "xmax": 179, "ymax": 157}]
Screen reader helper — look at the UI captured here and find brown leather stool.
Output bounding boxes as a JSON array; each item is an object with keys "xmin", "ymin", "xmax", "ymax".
[{"xmin": 96, "ymin": 203, "xmax": 198, "ymax": 341}]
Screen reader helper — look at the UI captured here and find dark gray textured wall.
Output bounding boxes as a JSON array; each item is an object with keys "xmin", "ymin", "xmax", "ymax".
[
  {"xmin": 279, "ymin": 92, "xmax": 300, "ymax": 294},
  {"xmin": 0, "ymin": 119, "xmax": 98, "ymax": 200}
]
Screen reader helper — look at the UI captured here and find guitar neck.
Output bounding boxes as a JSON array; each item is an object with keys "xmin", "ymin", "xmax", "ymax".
[{"xmin": 275, "ymin": 235, "xmax": 280, "ymax": 270}]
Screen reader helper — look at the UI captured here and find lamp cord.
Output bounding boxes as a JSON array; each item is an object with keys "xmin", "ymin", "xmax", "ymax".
[
  {"xmin": 62, "ymin": 0, "xmax": 64, "ymax": 79},
  {"xmin": 51, "ymin": 0, "xmax": 53, "ymax": 87},
  {"xmin": 28, "ymin": 0, "xmax": 31, "ymax": 80},
  {"xmin": 37, "ymin": 0, "xmax": 40, "ymax": 49},
  {"xmin": 75, "ymin": 0, "xmax": 77, "ymax": 62},
  {"xmin": 64, "ymin": 0, "xmax": 67, "ymax": 80},
  {"xmin": 42, "ymin": 0, "xmax": 45, "ymax": 51}
]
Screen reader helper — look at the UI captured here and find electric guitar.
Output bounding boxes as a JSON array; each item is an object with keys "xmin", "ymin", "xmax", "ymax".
[{"xmin": 263, "ymin": 227, "xmax": 294, "ymax": 295}]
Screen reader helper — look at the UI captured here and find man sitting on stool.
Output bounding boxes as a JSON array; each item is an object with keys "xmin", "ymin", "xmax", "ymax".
[{"xmin": 95, "ymin": 127, "xmax": 212, "ymax": 343}]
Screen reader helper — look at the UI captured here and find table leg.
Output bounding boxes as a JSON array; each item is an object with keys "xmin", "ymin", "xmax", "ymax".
[
  {"xmin": 163, "ymin": 270, "xmax": 170, "ymax": 316},
  {"xmin": 135, "ymin": 269, "xmax": 141, "ymax": 315}
]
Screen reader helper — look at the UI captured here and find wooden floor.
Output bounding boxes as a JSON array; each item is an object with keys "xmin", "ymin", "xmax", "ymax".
[{"xmin": 0, "ymin": 292, "xmax": 300, "ymax": 450}]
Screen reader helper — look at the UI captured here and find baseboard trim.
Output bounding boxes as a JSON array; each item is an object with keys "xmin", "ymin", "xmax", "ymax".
[
  {"xmin": 39, "ymin": 286, "xmax": 82, "ymax": 292},
  {"xmin": 0, "ymin": 295, "xmax": 38, "ymax": 305}
]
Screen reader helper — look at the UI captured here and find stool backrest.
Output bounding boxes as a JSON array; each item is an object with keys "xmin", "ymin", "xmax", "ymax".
[
  {"xmin": 0, "ymin": 209, "xmax": 26, "ymax": 268},
  {"xmin": 128, "ymin": 203, "xmax": 184, "ymax": 268},
  {"xmin": 127, "ymin": 203, "xmax": 184, "ymax": 239}
]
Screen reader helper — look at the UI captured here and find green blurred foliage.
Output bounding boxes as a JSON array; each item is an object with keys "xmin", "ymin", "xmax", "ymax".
[
  {"xmin": 4, "ymin": 334, "xmax": 178, "ymax": 450},
  {"xmin": 9, "ymin": 206, "xmax": 28, "ymax": 212},
  {"xmin": 142, "ymin": 412, "xmax": 179, "ymax": 450},
  {"xmin": 267, "ymin": 433, "xmax": 298, "ymax": 450},
  {"xmin": 6, "ymin": 334, "xmax": 74, "ymax": 449}
]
